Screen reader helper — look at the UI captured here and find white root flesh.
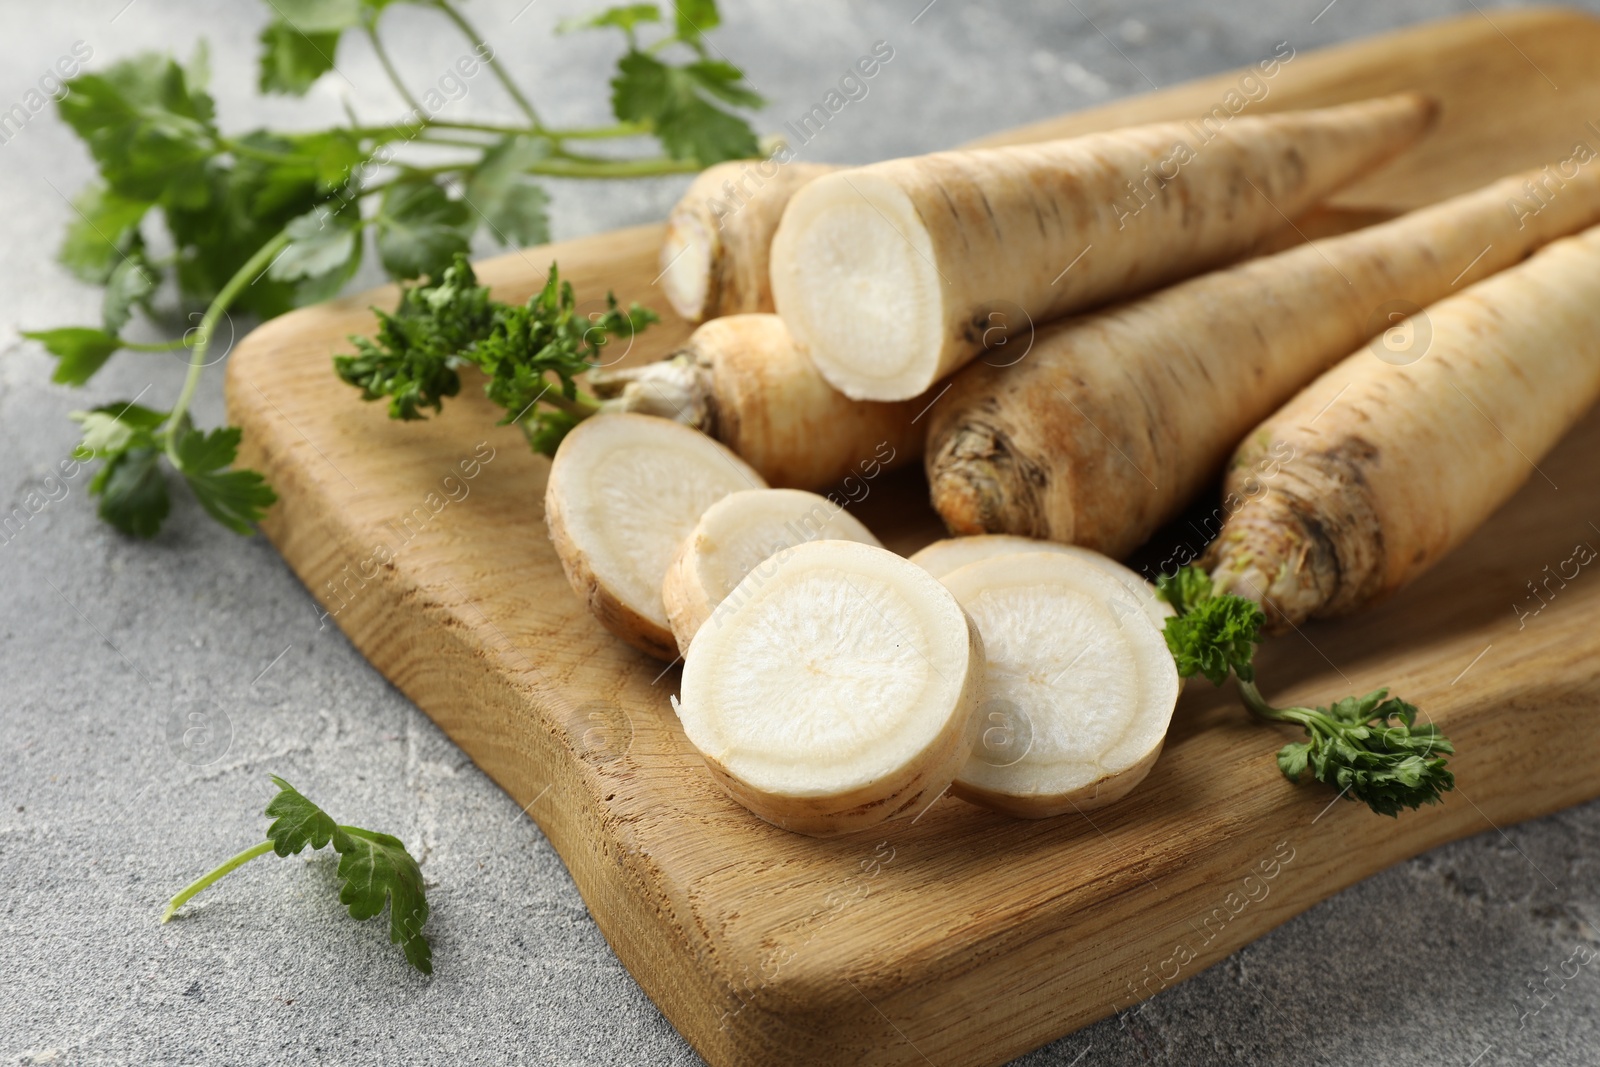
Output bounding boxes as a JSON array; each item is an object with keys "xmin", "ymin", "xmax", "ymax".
[
  {"xmin": 660, "ymin": 161, "xmax": 838, "ymax": 323},
  {"xmin": 674, "ymin": 540, "xmax": 984, "ymax": 837},
  {"xmin": 939, "ymin": 552, "xmax": 1180, "ymax": 818},
  {"xmin": 910, "ymin": 534, "xmax": 1172, "ymax": 630},
  {"xmin": 544, "ymin": 413, "xmax": 765, "ymax": 660},
  {"xmin": 663, "ymin": 489, "xmax": 882, "ymax": 657}
]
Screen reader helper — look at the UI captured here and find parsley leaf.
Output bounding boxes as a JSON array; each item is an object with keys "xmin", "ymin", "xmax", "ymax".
[
  {"xmin": 174, "ymin": 426, "xmax": 278, "ymax": 534},
  {"xmin": 24, "ymin": 327, "xmax": 123, "ymax": 386},
  {"xmin": 56, "ymin": 54, "xmax": 217, "ymax": 204},
  {"xmin": 59, "ymin": 184, "xmax": 152, "ymax": 284},
  {"xmin": 103, "ymin": 250, "xmax": 159, "ymax": 334},
  {"xmin": 164, "ymin": 776, "xmax": 432, "ymax": 975},
  {"xmin": 258, "ymin": 23, "xmax": 343, "ymax": 96},
  {"xmin": 611, "ymin": 49, "xmax": 761, "ymax": 162},
  {"xmin": 93, "ymin": 446, "xmax": 170, "ymax": 538},
  {"xmin": 1158, "ymin": 564, "xmax": 1455, "ymax": 816},
  {"xmin": 465, "ymin": 137, "xmax": 551, "ymax": 247},
  {"xmin": 375, "ymin": 181, "xmax": 473, "ymax": 279}
]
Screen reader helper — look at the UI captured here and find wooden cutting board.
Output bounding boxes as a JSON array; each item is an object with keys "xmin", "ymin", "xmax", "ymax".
[{"xmin": 226, "ymin": 9, "xmax": 1600, "ymax": 1065}]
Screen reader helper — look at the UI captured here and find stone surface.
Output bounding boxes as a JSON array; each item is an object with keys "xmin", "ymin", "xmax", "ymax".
[{"xmin": 2, "ymin": 1, "xmax": 1597, "ymax": 1064}]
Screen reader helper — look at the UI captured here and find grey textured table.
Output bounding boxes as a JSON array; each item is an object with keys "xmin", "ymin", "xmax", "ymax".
[{"xmin": 3, "ymin": 2, "xmax": 1598, "ymax": 1064}]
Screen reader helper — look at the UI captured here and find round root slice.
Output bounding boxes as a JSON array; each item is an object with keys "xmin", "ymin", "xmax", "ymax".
[
  {"xmin": 940, "ymin": 552, "xmax": 1179, "ymax": 818},
  {"xmin": 675, "ymin": 540, "xmax": 984, "ymax": 837},
  {"xmin": 910, "ymin": 535, "xmax": 1173, "ymax": 630},
  {"xmin": 545, "ymin": 413, "xmax": 765, "ymax": 660},
  {"xmin": 663, "ymin": 488, "xmax": 883, "ymax": 657}
]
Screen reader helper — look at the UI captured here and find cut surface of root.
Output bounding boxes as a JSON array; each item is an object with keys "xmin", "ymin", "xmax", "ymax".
[
  {"xmin": 663, "ymin": 489, "xmax": 882, "ymax": 656},
  {"xmin": 939, "ymin": 552, "xmax": 1179, "ymax": 817},
  {"xmin": 675, "ymin": 540, "xmax": 984, "ymax": 836},
  {"xmin": 769, "ymin": 171, "xmax": 942, "ymax": 401},
  {"xmin": 544, "ymin": 413, "xmax": 765, "ymax": 659},
  {"xmin": 910, "ymin": 534, "xmax": 1172, "ymax": 629}
]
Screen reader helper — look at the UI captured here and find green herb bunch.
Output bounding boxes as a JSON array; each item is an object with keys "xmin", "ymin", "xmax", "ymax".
[
  {"xmin": 334, "ymin": 253, "xmax": 657, "ymax": 452},
  {"xmin": 27, "ymin": 0, "xmax": 761, "ymax": 538},
  {"xmin": 1157, "ymin": 566, "xmax": 1456, "ymax": 817}
]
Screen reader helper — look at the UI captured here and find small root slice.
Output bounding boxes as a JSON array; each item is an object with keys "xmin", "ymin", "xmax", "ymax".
[
  {"xmin": 675, "ymin": 540, "xmax": 984, "ymax": 837},
  {"xmin": 939, "ymin": 552, "xmax": 1179, "ymax": 817},
  {"xmin": 544, "ymin": 413, "xmax": 766, "ymax": 660},
  {"xmin": 663, "ymin": 489, "xmax": 882, "ymax": 657}
]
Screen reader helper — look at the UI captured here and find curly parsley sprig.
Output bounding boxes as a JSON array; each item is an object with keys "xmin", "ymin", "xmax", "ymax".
[
  {"xmin": 27, "ymin": 0, "xmax": 760, "ymax": 539},
  {"xmin": 1157, "ymin": 566, "xmax": 1455, "ymax": 817},
  {"xmin": 162, "ymin": 776, "xmax": 432, "ymax": 974},
  {"xmin": 334, "ymin": 253, "xmax": 657, "ymax": 454}
]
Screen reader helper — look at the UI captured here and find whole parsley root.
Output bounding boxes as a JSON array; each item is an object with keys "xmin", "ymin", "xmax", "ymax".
[
  {"xmin": 1209, "ymin": 224, "xmax": 1600, "ymax": 631},
  {"xmin": 1156, "ymin": 567, "xmax": 1454, "ymax": 817},
  {"xmin": 162, "ymin": 777, "xmax": 432, "ymax": 974},
  {"xmin": 924, "ymin": 163, "xmax": 1600, "ymax": 558},
  {"xmin": 771, "ymin": 94, "xmax": 1435, "ymax": 401}
]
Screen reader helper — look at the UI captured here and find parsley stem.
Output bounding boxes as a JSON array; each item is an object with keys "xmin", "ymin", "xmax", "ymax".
[
  {"xmin": 163, "ymin": 229, "xmax": 294, "ymax": 463},
  {"xmin": 547, "ymin": 121, "xmax": 652, "ymax": 141},
  {"xmin": 366, "ymin": 23, "xmax": 423, "ymax": 114},
  {"xmin": 122, "ymin": 337, "xmax": 195, "ymax": 352},
  {"xmin": 525, "ymin": 156, "xmax": 703, "ymax": 178},
  {"xmin": 1237, "ymin": 679, "xmax": 1330, "ymax": 732},
  {"xmin": 432, "ymin": 0, "xmax": 544, "ymax": 130},
  {"xmin": 160, "ymin": 839, "xmax": 274, "ymax": 923}
]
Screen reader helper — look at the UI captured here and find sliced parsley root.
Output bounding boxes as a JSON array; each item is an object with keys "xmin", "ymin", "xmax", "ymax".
[
  {"xmin": 334, "ymin": 254, "xmax": 657, "ymax": 456},
  {"xmin": 1156, "ymin": 567, "xmax": 1454, "ymax": 817},
  {"xmin": 161, "ymin": 776, "xmax": 432, "ymax": 974}
]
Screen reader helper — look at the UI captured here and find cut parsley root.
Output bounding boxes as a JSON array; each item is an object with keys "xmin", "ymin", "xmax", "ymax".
[
  {"xmin": 659, "ymin": 161, "xmax": 836, "ymax": 322},
  {"xmin": 1209, "ymin": 223, "xmax": 1600, "ymax": 630},
  {"xmin": 1157, "ymin": 568, "xmax": 1453, "ymax": 816},
  {"xmin": 926, "ymin": 164, "xmax": 1600, "ymax": 556},
  {"xmin": 662, "ymin": 488, "xmax": 882, "ymax": 656},
  {"xmin": 674, "ymin": 540, "xmax": 984, "ymax": 836},
  {"xmin": 545, "ymin": 413, "xmax": 765, "ymax": 659},
  {"xmin": 940, "ymin": 553, "xmax": 1180, "ymax": 817},
  {"xmin": 591, "ymin": 313, "xmax": 923, "ymax": 490},
  {"xmin": 770, "ymin": 94, "xmax": 1437, "ymax": 400},
  {"xmin": 162, "ymin": 777, "xmax": 432, "ymax": 974},
  {"xmin": 911, "ymin": 534, "xmax": 1172, "ymax": 631}
]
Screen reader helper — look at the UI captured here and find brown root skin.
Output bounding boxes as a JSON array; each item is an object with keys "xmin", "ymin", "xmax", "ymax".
[
  {"xmin": 660, "ymin": 161, "xmax": 837, "ymax": 323},
  {"xmin": 598, "ymin": 315, "xmax": 924, "ymax": 492},
  {"xmin": 926, "ymin": 419, "xmax": 1053, "ymax": 539},
  {"xmin": 1211, "ymin": 224, "xmax": 1600, "ymax": 631},
  {"xmin": 924, "ymin": 163, "xmax": 1600, "ymax": 557}
]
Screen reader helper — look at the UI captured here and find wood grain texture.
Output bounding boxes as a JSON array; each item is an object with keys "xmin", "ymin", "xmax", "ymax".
[{"xmin": 226, "ymin": 10, "xmax": 1600, "ymax": 1065}]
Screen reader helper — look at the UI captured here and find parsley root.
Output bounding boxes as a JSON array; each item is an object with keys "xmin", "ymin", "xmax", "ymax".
[
  {"xmin": 926, "ymin": 164, "xmax": 1600, "ymax": 556},
  {"xmin": 938, "ymin": 552, "xmax": 1179, "ymax": 817},
  {"xmin": 1209, "ymin": 222, "xmax": 1600, "ymax": 630},
  {"xmin": 673, "ymin": 540, "xmax": 983, "ymax": 836},
  {"xmin": 662, "ymin": 488, "xmax": 882, "ymax": 656},
  {"xmin": 659, "ymin": 161, "xmax": 836, "ymax": 322},
  {"xmin": 770, "ymin": 94, "xmax": 1437, "ymax": 400},
  {"xmin": 545, "ymin": 413, "xmax": 766, "ymax": 659},
  {"xmin": 590, "ymin": 313, "xmax": 923, "ymax": 490}
]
